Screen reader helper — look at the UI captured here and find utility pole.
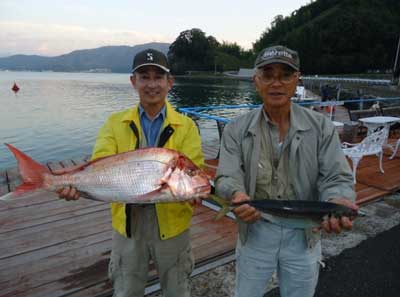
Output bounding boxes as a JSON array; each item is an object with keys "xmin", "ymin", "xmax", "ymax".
[{"xmin": 393, "ymin": 35, "xmax": 400, "ymax": 87}]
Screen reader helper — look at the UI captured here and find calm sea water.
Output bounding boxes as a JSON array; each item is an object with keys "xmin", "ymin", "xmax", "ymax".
[{"xmin": 0, "ymin": 71, "xmax": 259, "ymax": 170}]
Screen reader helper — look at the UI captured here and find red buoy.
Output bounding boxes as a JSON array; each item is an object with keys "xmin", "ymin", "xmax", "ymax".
[{"xmin": 12, "ymin": 82, "xmax": 20, "ymax": 94}]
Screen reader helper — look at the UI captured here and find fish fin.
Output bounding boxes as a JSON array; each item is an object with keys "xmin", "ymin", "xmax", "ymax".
[
  {"xmin": 52, "ymin": 162, "xmax": 89, "ymax": 175},
  {"xmin": 52, "ymin": 155, "xmax": 110, "ymax": 176},
  {"xmin": 209, "ymin": 194, "xmax": 231, "ymax": 221},
  {"xmin": 56, "ymin": 155, "xmax": 121, "ymax": 175},
  {"xmin": 5, "ymin": 143, "xmax": 52, "ymax": 194}
]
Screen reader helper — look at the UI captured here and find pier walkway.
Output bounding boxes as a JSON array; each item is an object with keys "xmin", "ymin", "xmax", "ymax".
[{"xmin": 1, "ymin": 141, "xmax": 400, "ymax": 296}]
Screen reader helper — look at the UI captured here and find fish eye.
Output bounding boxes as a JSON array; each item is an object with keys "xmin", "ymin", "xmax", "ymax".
[{"xmin": 186, "ymin": 169, "xmax": 196, "ymax": 176}]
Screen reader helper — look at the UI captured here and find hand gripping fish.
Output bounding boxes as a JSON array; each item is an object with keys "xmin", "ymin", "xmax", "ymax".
[
  {"xmin": 1, "ymin": 144, "xmax": 211, "ymax": 203},
  {"xmin": 210, "ymin": 195, "xmax": 360, "ymax": 225}
]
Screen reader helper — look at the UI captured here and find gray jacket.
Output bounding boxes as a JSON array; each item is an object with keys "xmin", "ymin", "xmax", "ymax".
[{"xmin": 215, "ymin": 103, "xmax": 356, "ymax": 247}]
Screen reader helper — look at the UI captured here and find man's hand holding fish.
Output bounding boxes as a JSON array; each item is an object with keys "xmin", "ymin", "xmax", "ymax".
[
  {"xmin": 320, "ymin": 197, "xmax": 359, "ymax": 234},
  {"xmin": 230, "ymin": 191, "xmax": 261, "ymax": 223}
]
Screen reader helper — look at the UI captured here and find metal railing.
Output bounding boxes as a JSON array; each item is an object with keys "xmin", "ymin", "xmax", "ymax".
[
  {"xmin": 180, "ymin": 97, "xmax": 400, "ymax": 143},
  {"xmin": 180, "ymin": 97, "xmax": 400, "ymax": 124},
  {"xmin": 301, "ymin": 76, "xmax": 392, "ymax": 86}
]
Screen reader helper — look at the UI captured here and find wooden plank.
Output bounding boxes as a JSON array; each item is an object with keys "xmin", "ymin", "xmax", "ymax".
[
  {"xmin": 0, "ymin": 241, "xmax": 111, "ymax": 297},
  {"xmin": 0, "ymin": 170, "xmax": 8, "ymax": 187},
  {"xmin": 46, "ymin": 161, "xmax": 65, "ymax": 173},
  {"xmin": 354, "ymin": 182, "xmax": 368, "ymax": 192},
  {"xmin": 191, "ymin": 212, "xmax": 237, "ymax": 264},
  {"xmin": 0, "ymin": 206, "xmax": 110, "ymax": 246},
  {"xmin": 0, "ymin": 193, "xmax": 59, "ymax": 212},
  {"xmin": 194, "ymin": 203, "xmax": 215, "ymax": 215},
  {"xmin": 356, "ymin": 187, "xmax": 390, "ymax": 205},
  {"xmin": 348, "ymin": 155, "xmax": 381, "ymax": 169},
  {"xmin": 0, "ymin": 200, "xmax": 109, "ymax": 235},
  {"xmin": 193, "ymin": 231, "xmax": 236, "ymax": 263},
  {"xmin": 0, "ymin": 241, "xmax": 112, "ymax": 296},
  {"xmin": 382, "ymin": 106, "xmax": 400, "ymax": 117},
  {"xmin": 192, "ymin": 214, "xmax": 236, "ymax": 236},
  {"xmin": 0, "ymin": 195, "xmax": 107, "ymax": 233},
  {"xmin": 71, "ymin": 156, "xmax": 90, "ymax": 166},
  {"xmin": 11, "ymin": 279, "xmax": 111, "ymax": 297},
  {"xmin": 0, "ymin": 229, "xmax": 111, "ymax": 270},
  {"xmin": 60, "ymin": 159, "xmax": 77, "ymax": 169},
  {"xmin": 357, "ymin": 158, "xmax": 400, "ymax": 191},
  {"xmin": 191, "ymin": 226, "xmax": 236, "ymax": 251},
  {"xmin": 6, "ymin": 167, "xmax": 21, "ymax": 192},
  {"xmin": 64, "ymin": 280, "xmax": 113, "ymax": 297},
  {"xmin": 0, "ymin": 212, "xmax": 111, "ymax": 259},
  {"xmin": 191, "ymin": 209, "xmax": 220, "ymax": 225},
  {"xmin": 0, "ymin": 185, "xmax": 9, "ymax": 196},
  {"xmin": 36, "ymin": 264, "xmax": 159, "ymax": 297},
  {"xmin": 0, "ymin": 170, "xmax": 9, "ymax": 196}
]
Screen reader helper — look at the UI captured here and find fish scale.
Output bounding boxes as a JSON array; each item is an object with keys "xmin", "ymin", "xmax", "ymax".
[{"xmin": 51, "ymin": 158, "xmax": 172, "ymax": 202}]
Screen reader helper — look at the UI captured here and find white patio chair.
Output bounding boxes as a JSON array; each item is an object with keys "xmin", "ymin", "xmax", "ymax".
[
  {"xmin": 389, "ymin": 138, "xmax": 400, "ymax": 159},
  {"xmin": 342, "ymin": 127, "xmax": 389, "ymax": 183}
]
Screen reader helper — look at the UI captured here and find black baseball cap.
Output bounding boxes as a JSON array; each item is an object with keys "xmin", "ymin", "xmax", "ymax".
[
  {"xmin": 132, "ymin": 49, "xmax": 170, "ymax": 73},
  {"xmin": 255, "ymin": 45, "xmax": 300, "ymax": 71}
]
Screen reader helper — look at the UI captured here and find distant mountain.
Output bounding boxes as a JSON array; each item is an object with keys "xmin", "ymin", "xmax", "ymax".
[{"xmin": 0, "ymin": 42, "xmax": 170, "ymax": 73}]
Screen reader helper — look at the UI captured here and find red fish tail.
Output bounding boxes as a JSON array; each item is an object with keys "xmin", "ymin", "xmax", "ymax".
[{"xmin": 5, "ymin": 143, "xmax": 51, "ymax": 194}]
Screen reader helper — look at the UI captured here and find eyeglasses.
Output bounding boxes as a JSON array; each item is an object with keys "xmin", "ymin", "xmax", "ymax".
[{"xmin": 256, "ymin": 70, "xmax": 298, "ymax": 85}]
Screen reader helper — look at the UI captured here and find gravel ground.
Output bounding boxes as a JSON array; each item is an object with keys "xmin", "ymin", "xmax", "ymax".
[{"xmin": 148, "ymin": 194, "xmax": 400, "ymax": 297}]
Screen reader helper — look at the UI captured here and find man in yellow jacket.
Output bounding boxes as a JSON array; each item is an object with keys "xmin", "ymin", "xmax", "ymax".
[{"xmin": 58, "ymin": 49, "xmax": 204, "ymax": 297}]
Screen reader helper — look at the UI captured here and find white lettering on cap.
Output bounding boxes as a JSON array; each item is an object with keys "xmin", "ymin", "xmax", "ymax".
[
  {"xmin": 262, "ymin": 50, "xmax": 293, "ymax": 59},
  {"xmin": 147, "ymin": 53, "xmax": 154, "ymax": 61}
]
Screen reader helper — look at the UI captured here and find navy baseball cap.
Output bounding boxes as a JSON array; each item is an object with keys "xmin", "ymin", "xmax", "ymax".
[{"xmin": 132, "ymin": 49, "xmax": 170, "ymax": 73}]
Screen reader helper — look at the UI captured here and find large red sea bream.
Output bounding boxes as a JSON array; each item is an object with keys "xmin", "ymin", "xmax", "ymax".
[{"xmin": 1, "ymin": 144, "xmax": 211, "ymax": 203}]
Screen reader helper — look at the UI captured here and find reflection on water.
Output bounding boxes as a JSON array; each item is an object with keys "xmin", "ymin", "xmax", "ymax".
[
  {"xmin": 170, "ymin": 77, "xmax": 257, "ymax": 107},
  {"xmin": 0, "ymin": 71, "xmax": 260, "ymax": 169}
]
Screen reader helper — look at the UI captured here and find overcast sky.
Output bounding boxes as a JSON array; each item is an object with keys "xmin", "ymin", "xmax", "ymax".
[{"xmin": 0, "ymin": 0, "xmax": 310, "ymax": 57}]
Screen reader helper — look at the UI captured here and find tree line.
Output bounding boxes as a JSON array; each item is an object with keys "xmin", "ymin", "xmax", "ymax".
[
  {"xmin": 167, "ymin": 28, "xmax": 253, "ymax": 74},
  {"xmin": 168, "ymin": 0, "xmax": 400, "ymax": 75}
]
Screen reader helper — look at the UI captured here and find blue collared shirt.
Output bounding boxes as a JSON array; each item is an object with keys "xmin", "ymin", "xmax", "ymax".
[{"xmin": 139, "ymin": 105, "xmax": 166, "ymax": 147}]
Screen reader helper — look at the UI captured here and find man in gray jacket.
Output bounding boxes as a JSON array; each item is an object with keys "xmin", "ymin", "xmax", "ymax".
[{"xmin": 215, "ymin": 45, "xmax": 358, "ymax": 297}]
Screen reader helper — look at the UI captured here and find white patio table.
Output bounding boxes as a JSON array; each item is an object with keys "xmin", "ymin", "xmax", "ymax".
[{"xmin": 359, "ymin": 116, "xmax": 400, "ymax": 153}]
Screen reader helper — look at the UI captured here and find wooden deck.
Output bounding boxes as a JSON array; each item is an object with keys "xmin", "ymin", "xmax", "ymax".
[
  {"xmin": 319, "ymin": 103, "xmax": 400, "ymax": 203},
  {"xmin": 0, "ymin": 146, "xmax": 234, "ymax": 297},
  {"xmin": 1, "ymin": 138, "xmax": 400, "ymax": 296}
]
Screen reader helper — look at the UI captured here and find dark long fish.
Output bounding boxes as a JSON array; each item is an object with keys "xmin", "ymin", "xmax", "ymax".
[{"xmin": 210, "ymin": 195, "xmax": 359, "ymax": 223}]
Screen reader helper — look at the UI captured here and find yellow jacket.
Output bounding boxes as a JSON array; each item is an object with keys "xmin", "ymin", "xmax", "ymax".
[{"xmin": 91, "ymin": 101, "xmax": 204, "ymax": 240}]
